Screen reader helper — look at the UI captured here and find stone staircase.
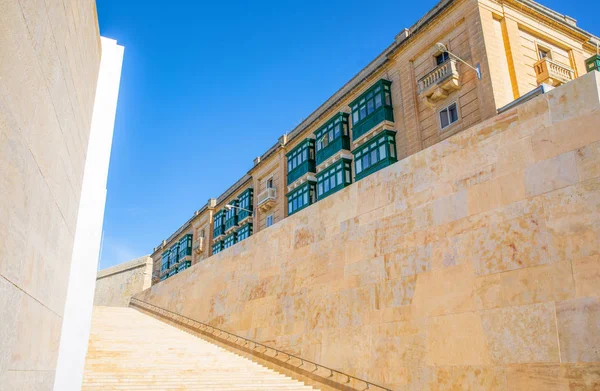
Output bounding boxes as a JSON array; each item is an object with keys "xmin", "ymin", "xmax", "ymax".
[{"xmin": 83, "ymin": 306, "xmax": 317, "ymax": 390}]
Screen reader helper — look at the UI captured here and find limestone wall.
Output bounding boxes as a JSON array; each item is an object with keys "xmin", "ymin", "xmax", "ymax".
[
  {"xmin": 0, "ymin": 0, "xmax": 101, "ymax": 389},
  {"xmin": 95, "ymin": 256, "xmax": 153, "ymax": 307},
  {"xmin": 135, "ymin": 72, "xmax": 600, "ymax": 390}
]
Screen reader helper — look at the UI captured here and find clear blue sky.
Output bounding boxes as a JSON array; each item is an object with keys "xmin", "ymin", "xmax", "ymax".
[{"xmin": 97, "ymin": 0, "xmax": 599, "ymax": 269}]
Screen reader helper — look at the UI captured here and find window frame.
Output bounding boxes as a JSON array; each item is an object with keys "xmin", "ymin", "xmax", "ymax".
[
  {"xmin": 213, "ymin": 210, "xmax": 226, "ymax": 238},
  {"xmin": 237, "ymin": 188, "xmax": 254, "ymax": 221},
  {"xmin": 223, "ymin": 232, "xmax": 237, "ymax": 249},
  {"xmin": 536, "ymin": 42, "xmax": 553, "ymax": 61},
  {"xmin": 212, "ymin": 240, "xmax": 224, "ymax": 255},
  {"xmin": 349, "ymin": 79, "xmax": 393, "ymax": 127},
  {"xmin": 316, "ymin": 158, "xmax": 353, "ymax": 200},
  {"xmin": 435, "ymin": 51, "xmax": 450, "ymax": 66},
  {"xmin": 266, "ymin": 214, "xmax": 273, "ymax": 227},
  {"xmin": 286, "ymin": 138, "xmax": 316, "ymax": 185},
  {"xmin": 236, "ymin": 223, "xmax": 253, "ymax": 242},
  {"xmin": 352, "ymin": 130, "xmax": 398, "ymax": 181},
  {"xmin": 287, "ymin": 181, "xmax": 317, "ymax": 216},
  {"xmin": 438, "ymin": 102, "xmax": 460, "ymax": 131}
]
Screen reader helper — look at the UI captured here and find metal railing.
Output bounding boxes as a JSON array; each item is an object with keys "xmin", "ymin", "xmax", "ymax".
[{"xmin": 130, "ymin": 297, "xmax": 393, "ymax": 391}]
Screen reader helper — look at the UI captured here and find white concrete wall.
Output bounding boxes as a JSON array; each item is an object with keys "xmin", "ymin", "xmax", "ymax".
[{"xmin": 53, "ymin": 37, "xmax": 124, "ymax": 391}]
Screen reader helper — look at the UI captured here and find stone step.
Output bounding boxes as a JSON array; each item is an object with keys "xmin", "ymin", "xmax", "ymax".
[{"xmin": 83, "ymin": 306, "xmax": 316, "ymax": 390}]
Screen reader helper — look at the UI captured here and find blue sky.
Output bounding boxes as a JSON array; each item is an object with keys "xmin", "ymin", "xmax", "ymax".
[{"xmin": 97, "ymin": 0, "xmax": 600, "ymax": 269}]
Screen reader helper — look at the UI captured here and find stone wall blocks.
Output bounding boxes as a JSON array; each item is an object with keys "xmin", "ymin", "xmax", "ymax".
[
  {"xmin": 480, "ymin": 302, "xmax": 560, "ymax": 364},
  {"xmin": 547, "ymin": 71, "xmax": 600, "ymax": 124},
  {"xmin": 575, "ymin": 141, "xmax": 600, "ymax": 182},
  {"xmin": 572, "ymin": 255, "xmax": 600, "ymax": 298},
  {"xmin": 556, "ymin": 296, "xmax": 600, "ymax": 363},
  {"xmin": 532, "ymin": 110, "xmax": 600, "ymax": 163}
]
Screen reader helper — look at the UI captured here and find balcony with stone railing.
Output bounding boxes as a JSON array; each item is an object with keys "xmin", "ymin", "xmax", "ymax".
[
  {"xmin": 417, "ymin": 58, "xmax": 461, "ymax": 105},
  {"xmin": 257, "ymin": 187, "xmax": 276, "ymax": 212},
  {"xmin": 534, "ymin": 58, "xmax": 574, "ymax": 87}
]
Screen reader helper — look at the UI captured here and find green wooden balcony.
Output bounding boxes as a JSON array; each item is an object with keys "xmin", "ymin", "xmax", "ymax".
[
  {"xmin": 225, "ymin": 216, "xmax": 238, "ymax": 232},
  {"xmin": 287, "ymin": 159, "xmax": 316, "ymax": 185},
  {"xmin": 352, "ymin": 105, "xmax": 394, "ymax": 141},
  {"xmin": 316, "ymin": 135, "xmax": 350, "ymax": 165}
]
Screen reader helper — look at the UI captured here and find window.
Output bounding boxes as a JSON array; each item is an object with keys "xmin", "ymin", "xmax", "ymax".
[
  {"xmin": 178, "ymin": 234, "xmax": 192, "ymax": 260},
  {"xmin": 213, "ymin": 210, "xmax": 225, "ymax": 238},
  {"xmin": 353, "ymin": 130, "xmax": 397, "ymax": 181},
  {"xmin": 237, "ymin": 223, "xmax": 253, "ymax": 242},
  {"xmin": 537, "ymin": 45, "xmax": 551, "ymax": 60},
  {"xmin": 315, "ymin": 113, "xmax": 349, "ymax": 153},
  {"xmin": 212, "ymin": 241, "xmax": 224, "ymax": 255},
  {"xmin": 286, "ymin": 139, "xmax": 316, "ymax": 184},
  {"xmin": 350, "ymin": 80, "xmax": 392, "ymax": 126},
  {"xmin": 225, "ymin": 200, "xmax": 238, "ymax": 231},
  {"xmin": 168, "ymin": 243, "xmax": 179, "ymax": 265},
  {"xmin": 435, "ymin": 51, "xmax": 449, "ymax": 65},
  {"xmin": 287, "ymin": 182, "xmax": 316, "ymax": 215},
  {"xmin": 316, "ymin": 159, "xmax": 352, "ymax": 199},
  {"xmin": 161, "ymin": 251, "xmax": 169, "ymax": 272},
  {"xmin": 237, "ymin": 188, "xmax": 254, "ymax": 221},
  {"xmin": 200, "ymin": 229, "xmax": 205, "ymax": 238},
  {"xmin": 439, "ymin": 103, "xmax": 459, "ymax": 130},
  {"xmin": 266, "ymin": 214, "xmax": 273, "ymax": 227},
  {"xmin": 224, "ymin": 233, "xmax": 236, "ymax": 249},
  {"xmin": 349, "ymin": 80, "xmax": 394, "ymax": 141},
  {"xmin": 266, "ymin": 177, "xmax": 274, "ymax": 189}
]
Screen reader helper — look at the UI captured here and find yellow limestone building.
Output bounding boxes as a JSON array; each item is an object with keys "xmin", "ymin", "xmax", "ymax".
[{"xmin": 152, "ymin": 0, "xmax": 599, "ymax": 284}]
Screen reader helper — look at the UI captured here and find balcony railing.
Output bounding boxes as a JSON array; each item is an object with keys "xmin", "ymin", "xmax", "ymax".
[
  {"xmin": 534, "ymin": 58, "xmax": 574, "ymax": 87},
  {"xmin": 316, "ymin": 135, "xmax": 350, "ymax": 165},
  {"xmin": 257, "ymin": 187, "xmax": 276, "ymax": 212},
  {"xmin": 417, "ymin": 58, "xmax": 461, "ymax": 104},
  {"xmin": 287, "ymin": 160, "xmax": 316, "ymax": 185}
]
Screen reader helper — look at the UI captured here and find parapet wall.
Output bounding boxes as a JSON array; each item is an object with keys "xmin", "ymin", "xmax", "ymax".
[
  {"xmin": 135, "ymin": 72, "xmax": 600, "ymax": 390},
  {"xmin": 95, "ymin": 256, "xmax": 152, "ymax": 307}
]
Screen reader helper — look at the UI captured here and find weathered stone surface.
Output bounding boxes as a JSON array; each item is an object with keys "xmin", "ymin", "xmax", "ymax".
[
  {"xmin": 573, "ymin": 255, "xmax": 600, "ymax": 298},
  {"xmin": 481, "ymin": 303, "xmax": 560, "ymax": 364},
  {"xmin": 506, "ymin": 363, "xmax": 600, "ymax": 390},
  {"xmin": 426, "ymin": 312, "xmax": 490, "ymax": 366},
  {"xmin": 93, "ymin": 256, "xmax": 153, "ymax": 307},
  {"xmin": 556, "ymin": 297, "xmax": 600, "ymax": 363}
]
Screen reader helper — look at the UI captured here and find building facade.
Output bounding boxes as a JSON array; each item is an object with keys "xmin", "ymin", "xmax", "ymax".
[{"xmin": 151, "ymin": 0, "xmax": 599, "ymax": 284}]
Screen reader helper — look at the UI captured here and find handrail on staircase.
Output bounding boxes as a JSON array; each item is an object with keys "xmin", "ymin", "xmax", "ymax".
[{"xmin": 129, "ymin": 297, "xmax": 393, "ymax": 391}]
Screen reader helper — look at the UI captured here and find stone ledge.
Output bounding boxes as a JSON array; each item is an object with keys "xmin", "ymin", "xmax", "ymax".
[{"xmin": 96, "ymin": 255, "xmax": 152, "ymax": 280}]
